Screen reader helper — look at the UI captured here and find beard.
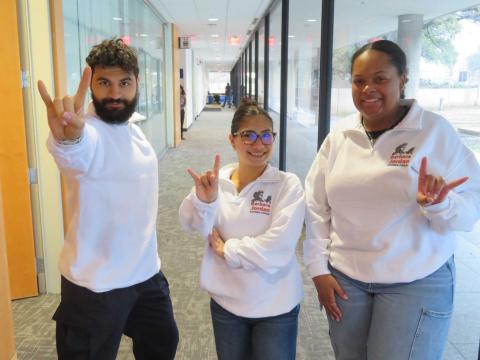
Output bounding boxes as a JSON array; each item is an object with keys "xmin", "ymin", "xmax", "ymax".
[{"xmin": 92, "ymin": 91, "xmax": 139, "ymax": 124}]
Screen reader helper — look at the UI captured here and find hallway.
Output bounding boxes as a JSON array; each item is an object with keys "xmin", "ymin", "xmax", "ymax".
[{"xmin": 12, "ymin": 108, "xmax": 480, "ymax": 359}]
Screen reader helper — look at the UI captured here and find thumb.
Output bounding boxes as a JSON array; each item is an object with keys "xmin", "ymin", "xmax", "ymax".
[{"xmin": 334, "ymin": 282, "xmax": 348, "ymax": 300}]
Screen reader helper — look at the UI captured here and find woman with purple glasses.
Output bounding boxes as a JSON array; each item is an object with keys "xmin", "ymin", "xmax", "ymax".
[{"xmin": 179, "ymin": 100, "xmax": 305, "ymax": 360}]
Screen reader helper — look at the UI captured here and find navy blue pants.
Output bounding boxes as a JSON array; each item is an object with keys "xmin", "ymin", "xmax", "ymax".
[{"xmin": 53, "ymin": 271, "xmax": 179, "ymax": 360}]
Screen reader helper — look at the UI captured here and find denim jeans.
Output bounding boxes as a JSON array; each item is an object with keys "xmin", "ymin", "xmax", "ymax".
[
  {"xmin": 327, "ymin": 257, "xmax": 455, "ymax": 360},
  {"xmin": 210, "ymin": 299, "xmax": 300, "ymax": 360}
]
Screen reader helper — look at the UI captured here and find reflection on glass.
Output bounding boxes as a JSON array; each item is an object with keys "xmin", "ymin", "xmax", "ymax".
[
  {"xmin": 268, "ymin": 2, "xmax": 282, "ymax": 168},
  {"xmin": 258, "ymin": 23, "xmax": 265, "ymax": 107},
  {"xmin": 285, "ymin": 2, "xmax": 322, "ymax": 180},
  {"xmin": 62, "ymin": 0, "xmax": 167, "ymax": 153}
]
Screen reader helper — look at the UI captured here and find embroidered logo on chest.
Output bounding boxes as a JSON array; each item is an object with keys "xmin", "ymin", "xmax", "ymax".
[
  {"xmin": 388, "ymin": 142, "xmax": 415, "ymax": 167},
  {"xmin": 250, "ymin": 190, "xmax": 272, "ymax": 215}
]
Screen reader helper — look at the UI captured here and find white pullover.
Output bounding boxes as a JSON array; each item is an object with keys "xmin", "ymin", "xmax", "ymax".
[
  {"xmin": 47, "ymin": 108, "xmax": 160, "ymax": 292},
  {"xmin": 179, "ymin": 164, "xmax": 305, "ymax": 317},
  {"xmin": 304, "ymin": 99, "xmax": 480, "ymax": 283}
]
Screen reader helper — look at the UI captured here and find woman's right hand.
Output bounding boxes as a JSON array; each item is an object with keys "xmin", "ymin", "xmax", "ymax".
[
  {"xmin": 187, "ymin": 155, "xmax": 220, "ymax": 203},
  {"xmin": 312, "ymin": 274, "xmax": 348, "ymax": 322}
]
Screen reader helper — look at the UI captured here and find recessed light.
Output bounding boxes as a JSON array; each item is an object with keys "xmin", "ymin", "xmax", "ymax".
[
  {"xmin": 288, "ymin": 35, "xmax": 296, "ymax": 38},
  {"xmin": 113, "ymin": 17, "xmax": 123, "ymax": 21},
  {"xmin": 306, "ymin": 19, "xmax": 318, "ymax": 22},
  {"xmin": 208, "ymin": 18, "xmax": 219, "ymax": 22},
  {"xmin": 211, "ymin": 34, "xmax": 219, "ymax": 38}
]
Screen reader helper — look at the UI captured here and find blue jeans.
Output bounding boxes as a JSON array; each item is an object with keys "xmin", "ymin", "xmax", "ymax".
[
  {"xmin": 222, "ymin": 95, "xmax": 232, "ymax": 107},
  {"xmin": 210, "ymin": 299, "xmax": 299, "ymax": 360},
  {"xmin": 327, "ymin": 257, "xmax": 455, "ymax": 360}
]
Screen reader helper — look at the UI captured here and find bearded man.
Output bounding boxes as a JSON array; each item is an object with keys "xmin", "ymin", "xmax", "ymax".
[{"xmin": 38, "ymin": 38, "xmax": 178, "ymax": 360}]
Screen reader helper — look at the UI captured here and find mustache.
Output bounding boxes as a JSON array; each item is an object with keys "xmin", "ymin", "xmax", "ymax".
[{"xmin": 101, "ymin": 98, "xmax": 128, "ymax": 105}]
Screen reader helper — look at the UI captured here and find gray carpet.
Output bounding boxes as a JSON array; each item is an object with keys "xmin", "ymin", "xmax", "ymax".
[{"xmin": 12, "ymin": 108, "xmax": 479, "ymax": 359}]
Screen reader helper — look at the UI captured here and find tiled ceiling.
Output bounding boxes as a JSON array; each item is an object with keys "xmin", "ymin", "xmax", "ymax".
[{"xmin": 149, "ymin": 0, "xmax": 272, "ymax": 71}]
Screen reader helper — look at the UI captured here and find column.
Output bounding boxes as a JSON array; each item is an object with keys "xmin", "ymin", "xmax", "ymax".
[{"xmin": 397, "ymin": 14, "xmax": 424, "ymax": 99}]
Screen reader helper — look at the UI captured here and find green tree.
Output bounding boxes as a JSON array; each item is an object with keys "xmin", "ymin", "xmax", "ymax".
[
  {"xmin": 332, "ymin": 46, "xmax": 354, "ymax": 81},
  {"xmin": 422, "ymin": 15, "xmax": 460, "ymax": 68}
]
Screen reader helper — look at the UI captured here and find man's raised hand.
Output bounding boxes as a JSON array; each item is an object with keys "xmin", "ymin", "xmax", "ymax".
[
  {"xmin": 37, "ymin": 66, "xmax": 91, "ymax": 141},
  {"xmin": 187, "ymin": 155, "xmax": 220, "ymax": 203}
]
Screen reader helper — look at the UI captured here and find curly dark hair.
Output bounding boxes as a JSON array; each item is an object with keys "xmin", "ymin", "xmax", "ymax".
[
  {"xmin": 231, "ymin": 99, "xmax": 273, "ymax": 135},
  {"xmin": 86, "ymin": 38, "xmax": 139, "ymax": 77}
]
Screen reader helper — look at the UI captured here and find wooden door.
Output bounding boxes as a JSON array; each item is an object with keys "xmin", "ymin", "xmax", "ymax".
[{"xmin": 0, "ymin": 0, "xmax": 38, "ymax": 299}]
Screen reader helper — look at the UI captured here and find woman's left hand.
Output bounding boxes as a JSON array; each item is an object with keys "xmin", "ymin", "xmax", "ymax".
[
  {"xmin": 208, "ymin": 228, "xmax": 225, "ymax": 258},
  {"xmin": 416, "ymin": 157, "xmax": 469, "ymax": 206}
]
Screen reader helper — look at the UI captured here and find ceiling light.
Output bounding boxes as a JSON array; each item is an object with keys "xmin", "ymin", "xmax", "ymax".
[
  {"xmin": 139, "ymin": 33, "xmax": 148, "ymax": 37},
  {"xmin": 306, "ymin": 19, "xmax": 318, "ymax": 22},
  {"xmin": 208, "ymin": 18, "xmax": 219, "ymax": 22},
  {"xmin": 113, "ymin": 17, "xmax": 123, "ymax": 21},
  {"xmin": 211, "ymin": 34, "xmax": 219, "ymax": 38},
  {"xmin": 288, "ymin": 35, "xmax": 296, "ymax": 38},
  {"xmin": 229, "ymin": 36, "xmax": 241, "ymax": 45}
]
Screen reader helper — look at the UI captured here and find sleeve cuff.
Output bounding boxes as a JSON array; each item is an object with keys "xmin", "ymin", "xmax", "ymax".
[
  {"xmin": 307, "ymin": 260, "xmax": 330, "ymax": 278},
  {"xmin": 421, "ymin": 196, "xmax": 451, "ymax": 216},
  {"xmin": 191, "ymin": 192, "xmax": 219, "ymax": 212},
  {"xmin": 55, "ymin": 133, "xmax": 84, "ymax": 146},
  {"xmin": 223, "ymin": 239, "xmax": 242, "ymax": 268}
]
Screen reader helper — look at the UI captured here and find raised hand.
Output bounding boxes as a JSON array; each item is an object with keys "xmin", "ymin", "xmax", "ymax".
[
  {"xmin": 416, "ymin": 157, "xmax": 469, "ymax": 206},
  {"xmin": 37, "ymin": 66, "xmax": 91, "ymax": 141},
  {"xmin": 312, "ymin": 274, "xmax": 348, "ymax": 322},
  {"xmin": 187, "ymin": 155, "xmax": 220, "ymax": 203}
]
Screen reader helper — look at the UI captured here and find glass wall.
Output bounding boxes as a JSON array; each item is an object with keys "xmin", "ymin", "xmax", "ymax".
[
  {"xmin": 63, "ymin": 0, "xmax": 167, "ymax": 154},
  {"xmin": 285, "ymin": 1, "xmax": 322, "ymax": 180},
  {"xmin": 268, "ymin": 3, "xmax": 282, "ymax": 114},
  {"xmin": 246, "ymin": 43, "xmax": 251, "ymax": 97},
  {"xmin": 258, "ymin": 23, "xmax": 265, "ymax": 107},
  {"xmin": 268, "ymin": 2, "xmax": 282, "ymax": 167},
  {"xmin": 332, "ymin": 1, "xmax": 480, "ymax": 160},
  {"xmin": 252, "ymin": 38, "xmax": 256, "ymax": 100}
]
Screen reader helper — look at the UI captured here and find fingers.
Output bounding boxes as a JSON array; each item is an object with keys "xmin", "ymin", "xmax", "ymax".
[
  {"xmin": 213, "ymin": 155, "xmax": 221, "ymax": 177},
  {"xmin": 433, "ymin": 176, "xmax": 469, "ymax": 205},
  {"xmin": 37, "ymin": 80, "xmax": 53, "ymax": 106},
  {"xmin": 53, "ymin": 98, "xmax": 65, "ymax": 123},
  {"xmin": 321, "ymin": 290, "xmax": 342, "ymax": 322},
  {"xmin": 418, "ymin": 174, "xmax": 469, "ymax": 206},
  {"xmin": 446, "ymin": 176, "xmax": 469, "ymax": 190},
  {"xmin": 187, "ymin": 168, "xmax": 201, "ymax": 184},
  {"xmin": 74, "ymin": 66, "xmax": 92, "ymax": 112},
  {"xmin": 63, "ymin": 96, "xmax": 75, "ymax": 115},
  {"xmin": 201, "ymin": 171, "xmax": 212, "ymax": 188},
  {"xmin": 417, "ymin": 157, "xmax": 427, "ymax": 193}
]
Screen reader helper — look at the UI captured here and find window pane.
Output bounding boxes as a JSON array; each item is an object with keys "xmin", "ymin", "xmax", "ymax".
[
  {"xmin": 62, "ymin": 0, "xmax": 167, "ymax": 154},
  {"xmin": 285, "ymin": 0, "xmax": 322, "ymax": 180},
  {"xmin": 268, "ymin": 2, "xmax": 282, "ymax": 167},
  {"xmin": 258, "ymin": 22, "xmax": 265, "ymax": 107}
]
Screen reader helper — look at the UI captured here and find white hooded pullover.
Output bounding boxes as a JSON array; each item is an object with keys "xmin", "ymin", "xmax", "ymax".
[
  {"xmin": 47, "ymin": 107, "xmax": 160, "ymax": 292},
  {"xmin": 304, "ymin": 99, "xmax": 480, "ymax": 283},
  {"xmin": 179, "ymin": 164, "xmax": 305, "ymax": 318}
]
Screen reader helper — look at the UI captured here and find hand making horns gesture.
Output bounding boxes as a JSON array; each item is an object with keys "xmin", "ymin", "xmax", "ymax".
[
  {"xmin": 37, "ymin": 66, "xmax": 92, "ymax": 142},
  {"xmin": 187, "ymin": 155, "xmax": 220, "ymax": 203},
  {"xmin": 416, "ymin": 156, "xmax": 469, "ymax": 206}
]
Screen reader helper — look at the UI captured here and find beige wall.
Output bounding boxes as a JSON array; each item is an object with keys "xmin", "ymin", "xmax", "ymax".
[{"xmin": 0, "ymin": 187, "xmax": 17, "ymax": 360}]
